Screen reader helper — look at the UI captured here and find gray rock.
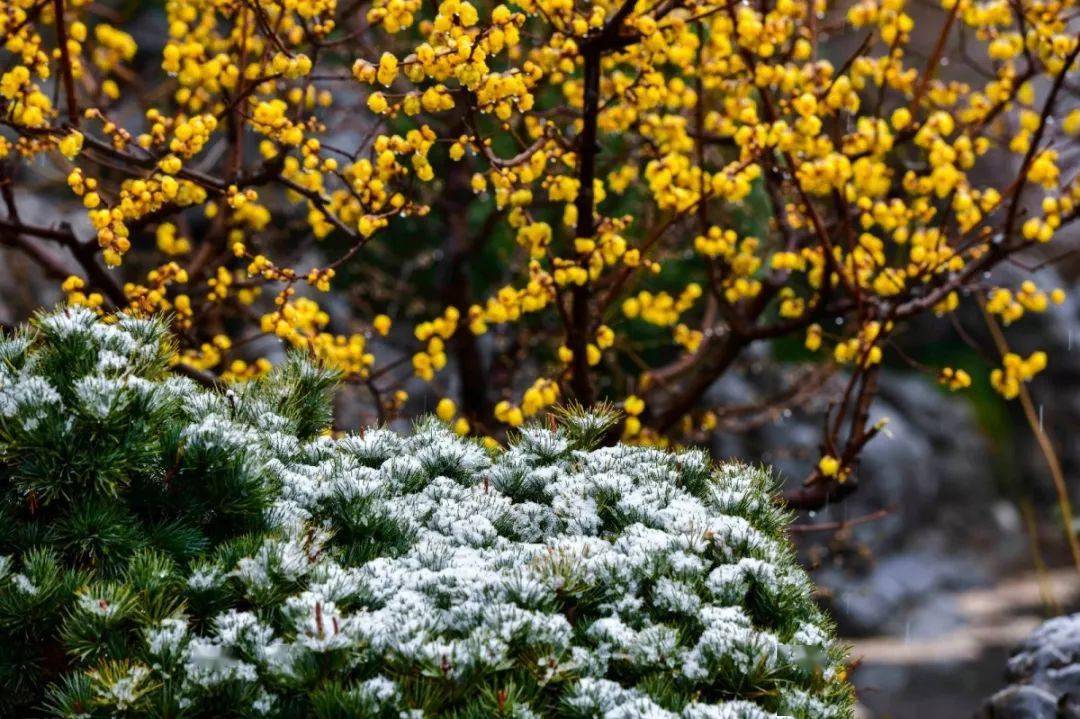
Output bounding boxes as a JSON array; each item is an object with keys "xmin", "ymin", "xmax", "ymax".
[
  {"xmin": 982, "ymin": 686, "xmax": 1059, "ymax": 719},
  {"xmin": 816, "ymin": 548, "xmax": 986, "ymax": 637},
  {"xmin": 981, "ymin": 613, "xmax": 1080, "ymax": 718}
]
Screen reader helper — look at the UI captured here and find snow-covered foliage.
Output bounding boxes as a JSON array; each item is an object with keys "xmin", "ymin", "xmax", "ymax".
[{"xmin": 0, "ymin": 308, "xmax": 852, "ymax": 717}]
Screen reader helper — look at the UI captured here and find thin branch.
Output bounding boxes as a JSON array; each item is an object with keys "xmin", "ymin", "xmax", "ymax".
[
  {"xmin": 788, "ymin": 506, "xmax": 893, "ymax": 534},
  {"xmin": 53, "ymin": 0, "xmax": 79, "ymax": 125},
  {"xmin": 907, "ymin": 1, "xmax": 960, "ymax": 114}
]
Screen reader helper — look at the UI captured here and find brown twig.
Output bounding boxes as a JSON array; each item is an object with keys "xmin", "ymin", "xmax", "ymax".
[
  {"xmin": 52, "ymin": 0, "xmax": 79, "ymax": 125},
  {"xmin": 908, "ymin": 1, "xmax": 960, "ymax": 114},
  {"xmin": 788, "ymin": 506, "xmax": 893, "ymax": 534}
]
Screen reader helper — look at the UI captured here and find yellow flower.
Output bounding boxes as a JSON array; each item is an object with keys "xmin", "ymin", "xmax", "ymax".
[
  {"xmin": 818, "ymin": 455, "xmax": 840, "ymax": 477},
  {"xmin": 938, "ymin": 367, "xmax": 971, "ymax": 391},
  {"xmin": 367, "ymin": 92, "xmax": 389, "ymax": 114},
  {"xmin": 436, "ymin": 397, "xmax": 456, "ymax": 422},
  {"xmin": 373, "ymin": 314, "xmax": 392, "ymax": 336},
  {"xmin": 624, "ymin": 395, "xmax": 645, "ymax": 416},
  {"xmin": 890, "ymin": 107, "xmax": 912, "ymax": 130},
  {"xmin": 58, "ymin": 131, "xmax": 83, "ymax": 159},
  {"xmin": 376, "ymin": 52, "xmax": 399, "ymax": 86}
]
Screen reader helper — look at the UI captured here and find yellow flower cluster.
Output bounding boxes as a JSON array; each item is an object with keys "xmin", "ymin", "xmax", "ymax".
[
  {"xmin": 155, "ymin": 223, "xmax": 191, "ymax": 256},
  {"xmin": 61, "ymin": 276, "xmax": 104, "ymax": 312},
  {"xmin": 986, "ymin": 282, "xmax": 1065, "ymax": 325},
  {"xmin": 833, "ymin": 322, "xmax": 886, "ymax": 368},
  {"xmin": 176, "ymin": 334, "xmax": 233, "ymax": 372},
  {"xmin": 494, "ymin": 378, "xmax": 560, "ymax": 427},
  {"xmin": 435, "ymin": 398, "xmax": 471, "ymax": 435},
  {"xmin": 991, "ymin": 351, "xmax": 1047, "ymax": 400},
  {"xmin": 221, "ymin": 358, "xmax": 273, "ymax": 382},
  {"xmin": 262, "ymin": 298, "xmax": 376, "ymax": 377},
  {"xmin": 2, "ymin": 0, "xmax": 1075, "ymax": 446},
  {"xmin": 0, "ymin": 65, "xmax": 53, "ymax": 127},
  {"xmin": 124, "ymin": 262, "xmax": 192, "ymax": 329},
  {"xmin": 622, "ymin": 394, "xmax": 646, "ymax": 438},
  {"xmin": 622, "ymin": 285, "xmax": 702, "ymax": 326},
  {"xmin": 818, "ymin": 455, "xmax": 849, "ymax": 482},
  {"xmin": 939, "ymin": 367, "xmax": 972, "ymax": 391},
  {"xmin": 468, "ymin": 263, "xmax": 555, "ymax": 334},
  {"xmin": 413, "ymin": 307, "xmax": 459, "ymax": 381}
]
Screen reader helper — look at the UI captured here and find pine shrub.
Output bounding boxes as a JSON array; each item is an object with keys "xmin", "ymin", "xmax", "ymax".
[{"xmin": 0, "ymin": 308, "xmax": 852, "ymax": 718}]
